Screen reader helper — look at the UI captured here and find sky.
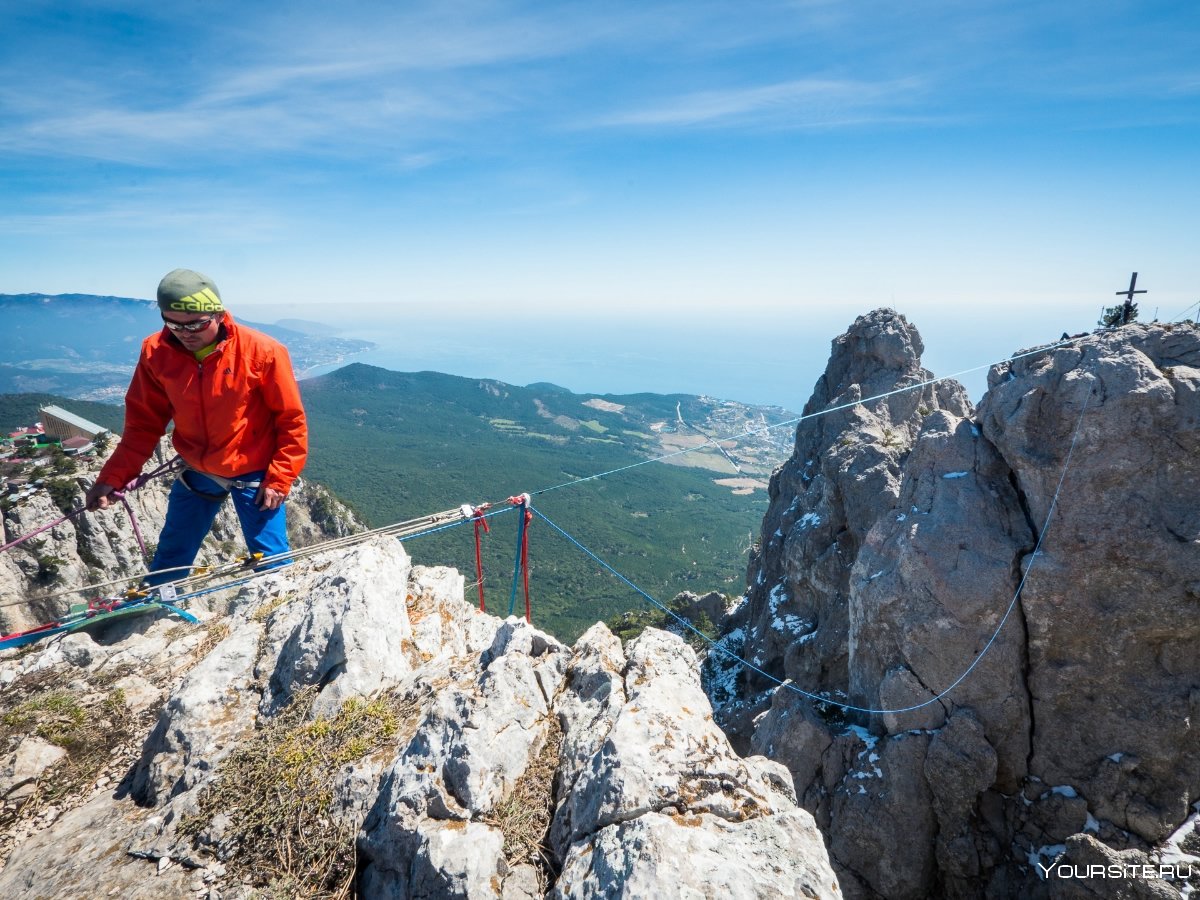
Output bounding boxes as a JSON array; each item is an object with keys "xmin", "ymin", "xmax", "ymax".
[{"xmin": 2, "ymin": 0, "xmax": 1198, "ymax": 408}]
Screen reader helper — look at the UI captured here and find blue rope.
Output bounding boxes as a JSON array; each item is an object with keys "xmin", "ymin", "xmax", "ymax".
[
  {"xmin": 172, "ymin": 578, "xmax": 254, "ymax": 604},
  {"xmin": 530, "ymin": 382, "xmax": 1092, "ymax": 716}
]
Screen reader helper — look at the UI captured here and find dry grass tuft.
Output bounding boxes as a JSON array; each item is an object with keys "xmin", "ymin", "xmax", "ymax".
[
  {"xmin": 0, "ymin": 664, "xmax": 140, "ymax": 855},
  {"xmin": 483, "ymin": 713, "xmax": 563, "ymax": 881},
  {"xmin": 251, "ymin": 591, "xmax": 299, "ymax": 623},
  {"xmin": 179, "ymin": 686, "xmax": 421, "ymax": 899}
]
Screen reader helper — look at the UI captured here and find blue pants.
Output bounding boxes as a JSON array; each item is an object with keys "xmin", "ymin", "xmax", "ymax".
[{"xmin": 144, "ymin": 469, "xmax": 291, "ymax": 586}]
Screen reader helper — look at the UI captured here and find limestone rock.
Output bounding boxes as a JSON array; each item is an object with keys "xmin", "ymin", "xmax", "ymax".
[
  {"xmin": 1043, "ymin": 834, "xmax": 1182, "ymax": 899},
  {"xmin": 727, "ymin": 308, "xmax": 972, "ymax": 719},
  {"xmin": 0, "ymin": 790, "xmax": 196, "ymax": 899},
  {"xmin": 129, "ymin": 621, "xmax": 263, "ymax": 805},
  {"xmin": 359, "ymin": 819, "xmax": 506, "ymax": 900},
  {"xmin": 359, "ymin": 616, "xmax": 567, "ymax": 896},
  {"xmin": 559, "ymin": 630, "xmax": 794, "ymax": 850},
  {"xmin": 0, "ymin": 737, "xmax": 66, "ymax": 801},
  {"xmin": 550, "ymin": 622, "xmax": 628, "ymax": 853},
  {"xmin": 670, "ymin": 589, "xmax": 729, "ymax": 626},
  {"xmin": 980, "ymin": 326, "xmax": 1200, "ymax": 844},
  {"xmin": 259, "ymin": 538, "xmax": 413, "ymax": 718},
  {"xmin": 830, "ymin": 731, "xmax": 937, "ymax": 900},
  {"xmin": 553, "ymin": 809, "xmax": 839, "ymax": 900},
  {"xmin": 714, "ymin": 316, "xmax": 1200, "ymax": 899},
  {"xmin": 110, "ymin": 673, "xmax": 164, "ymax": 714},
  {"xmin": 2, "ymin": 538, "xmax": 842, "ymax": 899},
  {"xmin": 553, "ymin": 627, "xmax": 838, "ymax": 898},
  {"xmin": 849, "ymin": 408, "xmax": 1032, "ymax": 789}
]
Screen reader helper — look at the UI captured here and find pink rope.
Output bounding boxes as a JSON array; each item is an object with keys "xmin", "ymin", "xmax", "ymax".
[
  {"xmin": 118, "ymin": 495, "xmax": 149, "ymax": 561},
  {"xmin": 0, "ymin": 509, "xmax": 80, "ymax": 553},
  {"xmin": 0, "ymin": 456, "xmax": 180, "ymax": 556}
]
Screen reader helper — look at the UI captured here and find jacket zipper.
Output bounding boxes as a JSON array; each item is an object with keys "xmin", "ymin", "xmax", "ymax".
[{"xmin": 197, "ymin": 361, "xmax": 209, "ymax": 465}]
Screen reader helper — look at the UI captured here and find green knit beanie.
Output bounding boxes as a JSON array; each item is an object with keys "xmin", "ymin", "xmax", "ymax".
[{"xmin": 157, "ymin": 269, "xmax": 223, "ymax": 313}]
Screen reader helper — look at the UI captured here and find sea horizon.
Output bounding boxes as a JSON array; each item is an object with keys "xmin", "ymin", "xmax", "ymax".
[{"xmin": 269, "ymin": 308, "xmax": 1003, "ymax": 412}]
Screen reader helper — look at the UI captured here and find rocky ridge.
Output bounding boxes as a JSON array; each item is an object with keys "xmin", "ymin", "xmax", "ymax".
[
  {"xmin": 708, "ymin": 310, "xmax": 1200, "ymax": 899},
  {"xmin": 7, "ymin": 308, "xmax": 1198, "ymax": 899},
  {"xmin": 0, "ymin": 535, "xmax": 839, "ymax": 898}
]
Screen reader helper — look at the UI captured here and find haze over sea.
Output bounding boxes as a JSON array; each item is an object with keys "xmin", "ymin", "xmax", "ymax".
[{"xmin": 251, "ymin": 304, "xmax": 1073, "ymax": 413}]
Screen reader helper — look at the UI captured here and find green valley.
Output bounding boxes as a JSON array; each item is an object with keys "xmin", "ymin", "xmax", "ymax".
[
  {"xmin": 299, "ymin": 364, "xmax": 794, "ymax": 641},
  {"xmin": 2, "ymin": 366, "xmax": 796, "ymax": 642}
]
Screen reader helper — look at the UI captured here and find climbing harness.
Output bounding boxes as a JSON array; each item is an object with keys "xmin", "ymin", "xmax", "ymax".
[{"xmin": 179, "ymin": 464, "xmax": 263, "ymax": 494}]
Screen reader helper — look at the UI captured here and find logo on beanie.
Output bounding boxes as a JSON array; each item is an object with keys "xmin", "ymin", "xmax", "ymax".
[
  {"xmin": 168, "ymin": 287, "xmax": 224, "ymax": 312},
  {"xmin": 157, "ymin": 269, "xmax": 223, "ymax": 312}
]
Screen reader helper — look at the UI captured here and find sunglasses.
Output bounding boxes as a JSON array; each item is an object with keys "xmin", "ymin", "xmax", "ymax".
[{"xmin": 162, "ymin": 314, "xmax": 219, "ymax": 333}]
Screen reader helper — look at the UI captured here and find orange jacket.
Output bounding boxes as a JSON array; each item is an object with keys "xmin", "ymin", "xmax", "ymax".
[{"xmin": 98, "ymin": 313, "xmax": 308, "ymax": 495}]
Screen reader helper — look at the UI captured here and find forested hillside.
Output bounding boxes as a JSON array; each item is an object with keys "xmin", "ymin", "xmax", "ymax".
[
  {"xmin": 0, "ymin": 393, "xmax": 126, "ymax": 433},
  {"xmin": 300, "ymin": 364, "xmax": 790, "ymax": 640}
]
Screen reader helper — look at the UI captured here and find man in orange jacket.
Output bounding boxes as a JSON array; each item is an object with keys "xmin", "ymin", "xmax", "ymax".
[{"xmin": 86, "ymin": 268, "xmax": 308, "ymax": 585}]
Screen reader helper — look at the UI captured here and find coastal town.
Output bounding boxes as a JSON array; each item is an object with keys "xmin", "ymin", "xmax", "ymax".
[{"xmin": 1, "ymin": 406, "xmax": 108, "ymax": 509}]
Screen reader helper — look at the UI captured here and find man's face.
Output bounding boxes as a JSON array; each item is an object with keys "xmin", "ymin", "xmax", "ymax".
[{"xmin": 161, "ymin": 311, "xmax": 222, "ymax": 350}]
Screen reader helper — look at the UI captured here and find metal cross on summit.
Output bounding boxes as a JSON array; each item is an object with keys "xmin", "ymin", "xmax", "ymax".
[{"xmin": 1115, "ymin": 272, "xmax": 1147, "ymax": 325}]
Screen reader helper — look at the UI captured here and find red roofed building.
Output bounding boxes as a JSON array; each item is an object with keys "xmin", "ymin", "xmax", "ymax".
[{"xmin": 61, "ymin": 435, "xmax": 95, "ymax": 455}]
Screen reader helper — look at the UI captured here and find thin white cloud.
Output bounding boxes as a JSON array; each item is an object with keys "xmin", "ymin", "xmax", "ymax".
[
  {"xmin": 0, "ymin": 2, "xmax": 612, "ymax": 164},
  {"xmin": 0, "ymin": 66, "xmax": 512, "ymax": 165},
  {"xmin": 584, "ymin": 77, "xmax": 926, "ymax": 129},
  {"xmin": 0, "ymin": 178, "xmax": 290, "ymax": 241},
  {"xmin": 3, "ymin": 1, "xmax": 891, "ymax": 164},
  {"xmin": 1168, "ymin": 75, "xmax": 1200, "ymax": 96}
]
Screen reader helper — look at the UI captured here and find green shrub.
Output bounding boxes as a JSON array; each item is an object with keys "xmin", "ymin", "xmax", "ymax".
[
  {"xmin": 1099, "ymin": 301, "xmax": 1138, "ymax": 327},
  {"xmin": 35, "ymin": 554, "xmax": 67, "ymax": 584},
  {"xmin": 45, "ymin": 477, "xmax": 79, "ymax": 514}
]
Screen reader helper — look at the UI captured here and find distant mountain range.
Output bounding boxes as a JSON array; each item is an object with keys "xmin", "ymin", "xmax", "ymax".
[{"xmin": 0, "ymin": 293, "xmax": 375, "ymax": 400}]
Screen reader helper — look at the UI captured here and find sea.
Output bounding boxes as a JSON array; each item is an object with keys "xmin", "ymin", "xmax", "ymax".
[{"xmin": 244, "ymin": 306, "xmax": 1005, "ymax": 412}]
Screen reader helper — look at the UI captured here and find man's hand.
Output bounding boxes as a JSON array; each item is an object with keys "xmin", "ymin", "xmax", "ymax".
[
  {"xmin": 85, "ymin": 482, "xmax": 115, "ymax": 511},
  {"xmin": 255, "ymin": 485, "xmax": 286, "ymax": 511}
]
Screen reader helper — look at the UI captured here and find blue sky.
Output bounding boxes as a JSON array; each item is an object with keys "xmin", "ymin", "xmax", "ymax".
[{"xmin": 2, "ymin": 1, "xmax": 1198, "ymax": 406}]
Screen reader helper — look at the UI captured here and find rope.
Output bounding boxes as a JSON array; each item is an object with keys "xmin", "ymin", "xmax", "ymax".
[
  {"xmin": 117, "ymin": 494, "xmax": 149, "ymax": 563},
  {"xmin": 530, "ymin": 379, "xmax": 1092, "ymax": 715},
  {"xmin": 1, "ymin": 595, "xmax": 181, "ymax": 650},
  {"xmin": 1166, "ymin": 299, "xmax": 1200, "ymax": 322},
  {"xmin": 0, "ymin": 508, "xmax": 84, "ymax": 554},
  {"xmin": 151, "ymin": 507, "xmax": 513, "ymax": 608},
  {"xmin": 0, "ymin": 328, "xmax": 1108, "ymax": 612},
  {"xmin": 507, "ymin": 494, "xmax": 533, "ymax": 621},
  {"xmin": 0, "ymin": 455, "xmax": 179, "ymax": 556},
  {"xmin": 471, "ymin": 505, "xmax": 491, "ymax": 612},
  {"xmin": 0, "ymin": 506, "xmax": 516, "ymax": 649},
  {"xmin": 3, "ymin": 503, "xmax": 515, "ymax": 613},
  {"xmin": 0, "ymin": 324, "xmax": 1128, "ymax": 650}
]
